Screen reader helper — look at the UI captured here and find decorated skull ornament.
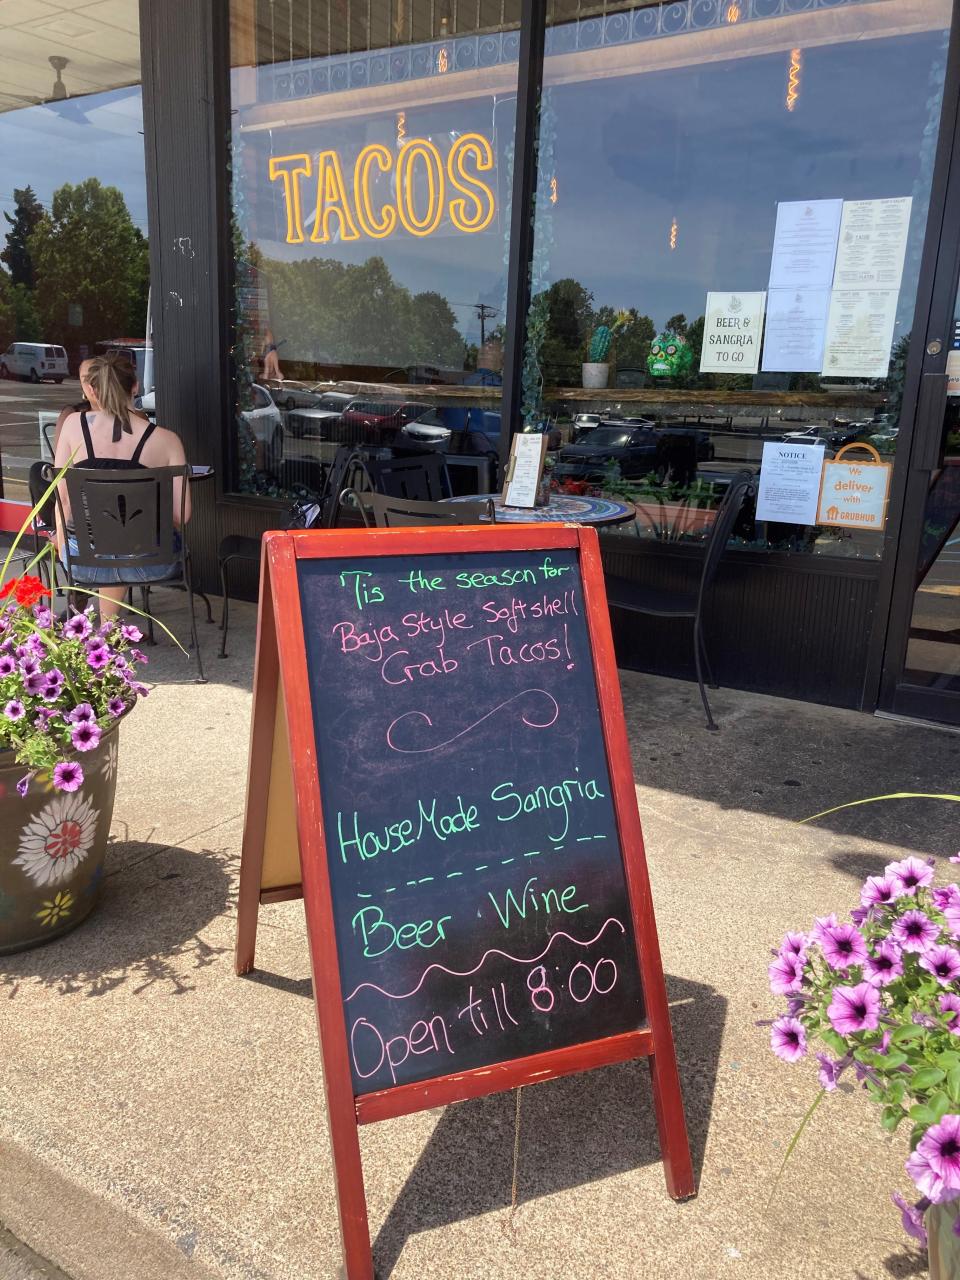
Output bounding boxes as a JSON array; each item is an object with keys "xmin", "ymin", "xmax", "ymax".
[{"xmin": 647, "ymin": 331, "xmax": 693, "ymax": 379}]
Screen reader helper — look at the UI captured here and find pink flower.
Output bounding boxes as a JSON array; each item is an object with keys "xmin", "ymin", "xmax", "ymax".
[
  {"xmin": 915, "ymin": 1115, "xmax": 960, "ymax": 1197},
  {"xmin": 940, "ymin": 994, "xmax": 960, "ymax": 1035},
  {"xmin": 860, "ymin": 874, "xmax": 901, "ymax": 909},
  {"xmin": 770, "ymin": 1016, "xmax": 807, "ymax": 1063},
  {"xmin": 920, "ymin": 944, "xmax": 960, "ymax": 986},
  {"xmin": 892, "ymin": 910, "xmax": 940, "ymax": 953},
  {"xmin": 52, "ymin": 761, "xmax": 83, "ymax": 793},
  {"xmin": 934, "ymin": 885, "xmax": 960, "ymax": 911},
  {"xmin": 779, "ymin": 932, "xmax": 807, "ymax": 962},
  {"xmin": 821, "ymin": 923, "xmax": 868, "ymax": 971},
  {"xmin": 810, "ymin": 914, "xmax": 839, "ymax": 948},
  {"xmin": 907, "ymin": 1146, "xmax": 953, "ymax": 1203},
  {"xmin": 864, "ymin": 940, "xmax": 904, "ymax": 987},
  {"xmin": 769, "ymin": 952, "xmax": 803, "ymax": 996},
  {"xmin": 944, "ymin": 904, "xmax": 960, "ymax": 939},
  {"xmin": 887, "ymin": 856, "xmax": 935, "ymax": 896},
  {"xmin": 827, "ymin": 982, "xmax": 880, "ymax": 1036}
]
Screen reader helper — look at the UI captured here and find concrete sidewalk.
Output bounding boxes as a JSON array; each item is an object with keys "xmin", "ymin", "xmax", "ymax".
[{"xmin": 0, "ymin": 589, "xmax": 954, "ymax": 1279}]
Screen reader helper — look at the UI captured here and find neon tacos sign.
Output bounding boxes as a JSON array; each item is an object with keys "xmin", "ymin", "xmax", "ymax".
[{"xmin": 267, "ymin": 133, "xmax": 496, "ymax": 245}]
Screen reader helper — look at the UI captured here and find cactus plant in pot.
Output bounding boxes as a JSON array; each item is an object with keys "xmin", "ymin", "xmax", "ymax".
[{"xmin": 582, "ymin": 311, "xmax": 631, "ymax": 389}]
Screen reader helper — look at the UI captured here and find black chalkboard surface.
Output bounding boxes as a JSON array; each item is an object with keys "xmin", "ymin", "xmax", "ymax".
[{"xmin": 297, "ymin": 546, "xmax": 645, "ymax": 1095}]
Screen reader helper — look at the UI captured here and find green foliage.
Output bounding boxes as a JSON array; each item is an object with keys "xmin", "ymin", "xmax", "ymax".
[
  {"xmin": 0, "ymin": 271, "xmax": 16, "ymax": 350},
  {"xmin": 1, "ymin": 186, "xmax": 44, "ymax": 289},
  {"xmin": 262, "ymin": 254, "xmax": 465, "ymax": 369},
  {"xmin": 11, "ymin": 282, "xmax": 40, "ymax": 341},
  {"xmin": 28, "ymin": 179, "xmax": 149, "ymax": 347}
]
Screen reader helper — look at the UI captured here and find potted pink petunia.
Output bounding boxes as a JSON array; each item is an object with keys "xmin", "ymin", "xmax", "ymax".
[
  {"xmin": 0, "ymin": 471, "xmax": 173, "ymax": 952},
  {"xmin": 767, "ymin": 853, "xmax": 960, "ymax": 1273}
]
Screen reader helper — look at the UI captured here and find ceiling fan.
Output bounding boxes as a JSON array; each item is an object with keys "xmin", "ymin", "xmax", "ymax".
[{"xmin": 1, "ymin": 55, "xmax": 71, "ymax": 106}]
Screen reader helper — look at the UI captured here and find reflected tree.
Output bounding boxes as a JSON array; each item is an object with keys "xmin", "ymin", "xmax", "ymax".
[{"xmin": 28, "ymin": 179, "xmax": 149, "ymax": 348}]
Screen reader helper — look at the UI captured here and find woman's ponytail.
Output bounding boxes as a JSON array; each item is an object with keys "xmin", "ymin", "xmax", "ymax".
[{"xmin": 85, "ymin": 353, "xmax": 138, "ymax": 435}]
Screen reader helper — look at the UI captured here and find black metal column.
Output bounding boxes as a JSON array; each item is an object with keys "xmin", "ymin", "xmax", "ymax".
[
  {"xmin": 139, "ymin": 0, "xmax": 232, "ymax": 591},
  {"xmin": 499, "ymin": 0, "xmax": 547, "ymax": 476}
]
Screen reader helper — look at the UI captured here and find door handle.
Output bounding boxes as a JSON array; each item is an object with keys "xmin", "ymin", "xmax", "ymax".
[{"xmin": 914, "ymin": 370, "xmax": 948, "ymax": 470}]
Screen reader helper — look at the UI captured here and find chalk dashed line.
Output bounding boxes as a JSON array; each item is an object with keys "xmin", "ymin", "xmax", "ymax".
[{"xmin": 356, "ymin": 837, "xmax": 607, "ymax": 898}]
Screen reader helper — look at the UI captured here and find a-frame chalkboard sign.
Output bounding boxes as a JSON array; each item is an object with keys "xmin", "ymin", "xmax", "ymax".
[{"xmin": 236, "ymin": 524, "xmax": 694, "ymax": 1278}]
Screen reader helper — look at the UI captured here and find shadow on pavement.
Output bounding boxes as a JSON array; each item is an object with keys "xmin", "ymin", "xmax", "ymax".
[
  {"xmin": 370, "ymin": 973, "xmax": 724, "ymax": 1278},
  {"xmin": 0, "ymin": 841, "xmax": 232, "ymax": 999}
]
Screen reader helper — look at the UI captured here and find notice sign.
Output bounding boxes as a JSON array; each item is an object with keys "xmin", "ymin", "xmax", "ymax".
[
  {"xmin": 756, "ymin": 441, "xmax": 825, "ymax": 525},
  {"xmin": 816, "ymin": 443, "xmax": 892, "ymax": 530},
  {"xmin": 699, "ymin": 292, "xmax": 766, "ymax": 374}
]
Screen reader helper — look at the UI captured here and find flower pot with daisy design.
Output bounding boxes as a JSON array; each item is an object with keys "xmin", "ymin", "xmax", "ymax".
[{"xmin": 0, "ymin": 571, "xmax": 150, "ymax": 953}]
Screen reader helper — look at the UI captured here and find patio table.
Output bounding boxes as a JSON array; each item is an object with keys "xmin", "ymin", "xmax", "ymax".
[{"xmin": 444, "ymin": 491, "xmax": 634, "ymax": 525}]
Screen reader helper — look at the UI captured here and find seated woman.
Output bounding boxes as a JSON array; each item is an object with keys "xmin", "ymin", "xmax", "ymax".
[{"xmin": 54, "ymin": 353, "xmax": 191, "ymax": 620}]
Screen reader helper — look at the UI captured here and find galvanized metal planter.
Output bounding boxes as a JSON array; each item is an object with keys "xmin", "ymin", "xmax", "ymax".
[
  {"xmin": 0, "ymin": 723, "xmax": 120, "ymax": 954},
  {"xmin": 928, "ymin": 1199, "xmax": 960, "ymax": 1279}
]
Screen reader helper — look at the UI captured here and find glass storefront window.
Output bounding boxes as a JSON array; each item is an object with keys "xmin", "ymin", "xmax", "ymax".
[
  {"xmin": 0, "ymin": 3, "xmax": 149, "ymax": 506},
  {"xmin": 229, "ymin": 0, "xmax": 521, "ymax": 500},
  {"xmin": 522, "ymin": 0, "xmax": 952, "ymax": 557}
]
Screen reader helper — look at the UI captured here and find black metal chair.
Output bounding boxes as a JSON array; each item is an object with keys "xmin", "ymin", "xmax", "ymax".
[
  {"xmin": 344, "ymin": 489, "xmax": 496, "ymax": 529},
  {"xmin": 28, "ymin": 460, "xmax": 59, "ymax": 589},
  {"xmin": 603, "ymin": 469, "xmax": 755, "ymax": 731},
  {"xmin": 364, "ymin": 453, "xmax": 451, "ymax": 502},
  {"xmin": 217, "ymin": 497, "xmax": 322, "ymax": 658},
  {"xmin": 319, "ymin": 447, "xmax": 376, "ymax": 528},
  {"xmin": 52, "ymin": 464, "xmax": 207, "ymax": 682}
]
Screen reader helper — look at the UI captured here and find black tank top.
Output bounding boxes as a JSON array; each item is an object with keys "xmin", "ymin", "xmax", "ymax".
[{"xmin": 78, "ymin": 411, "xmax": 156, "ymax": 470}]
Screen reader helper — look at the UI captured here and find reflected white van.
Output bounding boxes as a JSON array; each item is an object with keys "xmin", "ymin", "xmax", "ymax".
[{"xmin": 0, "ymin": 343, "xmax": 68, "ymax": 383}]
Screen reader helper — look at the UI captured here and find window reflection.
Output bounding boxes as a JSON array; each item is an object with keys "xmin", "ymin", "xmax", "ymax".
[
  {"xmin": 525, "ymin": 0, "xmax": 950, "ymax": 556},
  {"xmin": 228, "ymin": 0, "xmax": 519, "ymax": 500},
  {"xmin": 0, "ymin": 8, "xmax": 148, "ymax": 506}
]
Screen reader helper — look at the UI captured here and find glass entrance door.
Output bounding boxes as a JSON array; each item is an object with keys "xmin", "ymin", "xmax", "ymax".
[
  {"xmin": 881, "ymin": 167, "xmax": 960, "ymax": 724},
  {"xmin": 899, "ymin": 397, "xmax": 960, "ymax": 700}
]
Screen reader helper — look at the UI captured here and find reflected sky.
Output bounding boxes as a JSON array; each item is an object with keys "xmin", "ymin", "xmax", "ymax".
[
  {"xmin": 538, "ymin": 28, "xmax": 947, "ymax": 329},
  {"xmin": 235, "ymin": 21, "xmax": 948, "ymax": 352},
  {"xmin": 0, "ymin": 85, "xmax": 147, "ymax": 231}
]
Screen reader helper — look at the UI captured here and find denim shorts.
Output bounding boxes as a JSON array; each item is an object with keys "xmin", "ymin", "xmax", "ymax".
[{"xmin": 62, "ymin": 532, "xmax": 182, "ymax": 585}]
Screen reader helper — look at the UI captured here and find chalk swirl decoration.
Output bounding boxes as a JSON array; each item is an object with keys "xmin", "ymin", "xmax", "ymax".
[{"xmin": 386, "ymin": 688, "xmax": 559, "ymax": 755}]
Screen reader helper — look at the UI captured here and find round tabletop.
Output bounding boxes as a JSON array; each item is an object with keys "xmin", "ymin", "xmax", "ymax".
[{"xmin": 446, "ymin": 492, "xmax": 635, "ymax": 525}]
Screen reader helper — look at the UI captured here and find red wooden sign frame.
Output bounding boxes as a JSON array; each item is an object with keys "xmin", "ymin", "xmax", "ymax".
[{"xmin": 235, "ymin": 524, "xmax": 695, "ymax": 1279}]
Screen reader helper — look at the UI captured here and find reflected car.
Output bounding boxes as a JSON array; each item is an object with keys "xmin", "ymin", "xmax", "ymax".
[
  {"xmin": 286, "ymin": 391, "xmax": 356, "ymax": 438},
  {"xmin": 262, "ymin": 378, "xmax": 334, "ymax": 411},
  {"xmin": 555, "ymin": 425, "xmax": 660, "ymax": 480},
  {"xmin": 242, "ymin": 383, "xmax": 285, "ymax": 470},
  {"xmin": 396, "ymin": 408, "xmax": 452, "ymax": 452},
  {"xmin": 782, "ymin": 423, "xmax": 861, "ymax": 450},
  {"xmin": 340, "ymin": 399, "xmax": 429, "ymax": 437},
  {"xmin": 138, "ymin": 384, "xmax": 283, "ymax": 470},
  {"xmin": 571, "ymin": 413, "xmax": 602, "ymax": 443}
]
